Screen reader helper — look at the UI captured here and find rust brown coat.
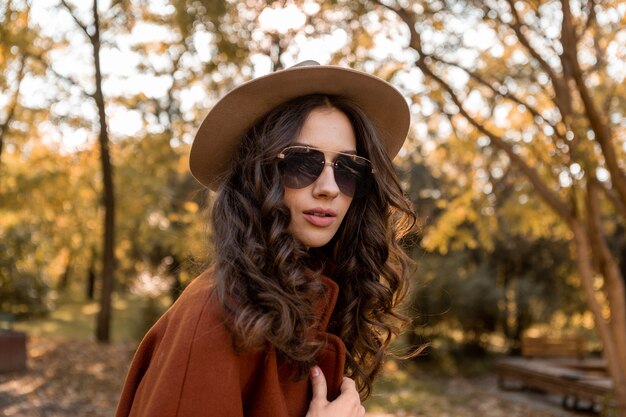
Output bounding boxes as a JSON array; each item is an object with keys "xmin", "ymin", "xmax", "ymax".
[{"xmin": 115, "ymin": 269, "xmax": 346, "ymax": 417}]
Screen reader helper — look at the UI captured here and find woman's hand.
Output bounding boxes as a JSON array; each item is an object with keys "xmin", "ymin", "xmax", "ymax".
[{"xmin": 305, "ymin": 366, "xmax": 366, "ymax": 417}]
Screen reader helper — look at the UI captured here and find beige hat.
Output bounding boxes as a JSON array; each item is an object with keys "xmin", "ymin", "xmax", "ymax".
[{"xmin": 189, "ymin": 60, "xmax": 410, "ymax": 190}]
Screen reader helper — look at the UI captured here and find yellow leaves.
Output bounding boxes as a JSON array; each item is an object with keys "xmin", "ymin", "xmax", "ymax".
[
  {"xmin": 79, "ymin": 187, "xmax": 95, "ymax": 200},
  {"xmin": 177, "ymin": 154, "xmax": 190, "ymax": 174},
  {"xmin": 500, "ymin": 192, "xmax": 568, "ymax": 239},
  {"xmin": 421, "ymin": 190, "xmax": 480, "ymax": 254},
  {"xmin": 183, "ymin": 201, "xmax": 198, "ymax": 213},
  {"xmin": 0, "ymin": 211, "xmax": 21, "ymax": 229},
  {"xmin": 356, "ymin": 31, "xmax": 374, "ymax": 50},
  {"xmin": 135, "ymin": 41, "xmax": 171, "ymax": 55},
  {"xmin": 377, "ymin": 61, "xmax": 405, "ymax": 82},
  {"xmin": 476, "ymin": 213, "xmax": 497, "ymax": 252},
  {"xmin": 432, "ymin": 19, "xmax": 445, "ymax": 31},
  {"xmin": 70, "ymin": 233, "xmax": 84, "ymax": 247}
]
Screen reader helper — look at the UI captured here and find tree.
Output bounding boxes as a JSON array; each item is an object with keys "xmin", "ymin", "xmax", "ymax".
[
  {"xmin": 0, "ymin": 1, "xmax": 36, "ymax": 171},
  {"xmin": 107, "ymin": 0, "xmax": 250, "ymax": 292},
  {"xmin": 360, "ymin": 0, "xmax": 626, "ymax": 411},
  {"xmin": 0, "ymin": 1, "xmax": 81, "ymax": 315},
  {"xmin": 0, "ymin": 42, "xmax": 25, "ymax": 169},
  {"xmin": 59, "ymin": 0, "xmax": 117, "ymax": 342}
]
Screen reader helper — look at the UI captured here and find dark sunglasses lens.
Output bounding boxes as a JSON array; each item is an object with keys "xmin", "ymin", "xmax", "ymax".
[
  {"xmin": 334, "ymin": 155, "xmax": 373, "ymax": 198},
  {"xmin": 279, "ymin": 149, "xmax": 324, "ymax": 189}
]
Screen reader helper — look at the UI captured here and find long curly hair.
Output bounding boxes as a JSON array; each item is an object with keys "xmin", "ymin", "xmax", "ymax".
[{"xmin": 211, "ymin": 94, "xmax": 416, "ymax": 398}]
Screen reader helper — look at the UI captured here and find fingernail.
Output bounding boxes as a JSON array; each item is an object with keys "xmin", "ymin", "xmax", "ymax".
[{"xmin": 310, "ymin": 366, "xmax": 320, "ymax": 378}]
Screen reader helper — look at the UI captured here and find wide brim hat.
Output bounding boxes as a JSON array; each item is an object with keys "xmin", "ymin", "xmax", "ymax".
[{"xmin": 189, "ymin": 60, "xmax": 410, "ymax": 190}]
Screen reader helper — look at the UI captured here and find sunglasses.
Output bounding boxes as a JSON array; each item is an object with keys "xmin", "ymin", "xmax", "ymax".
[{"xmin": 277, "ymin": 145, "xmax": 375, "ymax": 198}]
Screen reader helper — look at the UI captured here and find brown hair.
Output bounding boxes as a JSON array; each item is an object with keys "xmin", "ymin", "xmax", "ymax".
[{"xmin": 211, "ymin": 94, "xmax": 416, "ymax": 398}]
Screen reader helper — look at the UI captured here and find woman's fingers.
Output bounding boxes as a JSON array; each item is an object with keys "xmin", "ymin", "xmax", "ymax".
[
  {"xmin": 340, "ymin": 376, "xmax": 357, "ymax": 395},
  {"xmin": 306, "ymin": 371, "xmax": 364, "ymax": 417},
  {"xmin": 339, "ymin": 377, "xmax": 362, "ymax": 411},
  {"xmin": 310, "ymin": 366, "xmax": 328, "ymax": 403}
]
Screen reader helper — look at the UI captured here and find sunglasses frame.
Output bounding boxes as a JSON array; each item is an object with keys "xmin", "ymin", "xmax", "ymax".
[{"xmin": 276, "ymin": 145, "xmax": 375, "ymax": 197}]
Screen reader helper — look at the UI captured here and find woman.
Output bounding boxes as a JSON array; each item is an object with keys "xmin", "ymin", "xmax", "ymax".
[{"xmin": 116, "ymin": 61, "xmax": 416, "ymax": 417}]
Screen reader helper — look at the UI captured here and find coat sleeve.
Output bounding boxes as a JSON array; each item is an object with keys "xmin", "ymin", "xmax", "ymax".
[{"xmin": 115, "ymin": 276, "xmax": 248, "ymax": 417}]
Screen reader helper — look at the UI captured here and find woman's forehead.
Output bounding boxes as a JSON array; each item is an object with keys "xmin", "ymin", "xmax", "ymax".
[{"xmin": 294, "ymin": 108, "xmax": 357, "ymax": 152}]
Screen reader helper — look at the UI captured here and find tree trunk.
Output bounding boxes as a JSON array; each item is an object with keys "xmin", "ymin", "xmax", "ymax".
[
  {"xmin": 0, "ymin": 54, "xmax": 26, "ymax": 171},
  {"xmin": 59, "ymin": 0, "xmax": 116, "ymax": 344},
  {"xmin": 86, "ymin": 260, "xmax": 96, "ymax": 300},
  {"xmin": 58, "ymin": 253, "xmax": 72, "ymax": 290},
  {"xmin": 615, "ymin": 225, "xmax": 626, "ymax": 285},
  {"xmin": 168, "ymin": 255, "xmax": 183, "ymax": 302},
  {"xmin": 570, "ymin": 222, "xmax": 626, "ymax": 415},
  {"xmin": 89, "ymin": 0, "xmax": 115, "ymax": 343}
]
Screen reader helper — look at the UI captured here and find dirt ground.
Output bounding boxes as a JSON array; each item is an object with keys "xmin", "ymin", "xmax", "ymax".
[{"xmin": 0, "ymin": 337, "xmax": 595, "ymax": 417}]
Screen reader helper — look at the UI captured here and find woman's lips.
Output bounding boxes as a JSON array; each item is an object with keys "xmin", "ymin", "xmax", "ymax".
[{"xmin": 303, "ymin": 208, "xmax": 336, "ymax": 227}]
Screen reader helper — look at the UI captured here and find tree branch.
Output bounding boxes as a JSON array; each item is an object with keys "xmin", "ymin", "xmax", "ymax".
[
  {"xmin": 164, "ymin": 47, "xmax": 184, "ymax": 126},
  {"xmin": 371, "ymin": 0, "xmax": 421, "ymax": 51},
  {"xmin": 504, "ymin": 0, "xmax": 559, "ymax": 90},
  {"xmin": 369, "ymin": 0, "xmax": 573, "ymax": 218},
  {"xmin": 0, "ymin": 54, "xmax": 26, "ymax": 164},
  {"xmin": 429, "ymin": 54, "xmax": 567, "ymax": 146},
  {"xmin": 503, "ymin": 0, "xmax": 579, "ymax": 124},
  {"xmin": 421, "ymin": 59, "xmax": 572, "ymax": 218},
  {"xmin": 60, "ymin": 0, "xmax": 92, "ymax": 40},
  {"xmin": 23, "ymin": 50, "xmax": 94, "ymax": 100},
  {"xmin": 559, "ymin": 0, "xmax": 626, "ymax": 210},
  {"xmin": 476, "ymin": 0, "xmax": 577, "ymax": 145},
  {"xmin": 585, "ymin": 178, "xmax": 626, "ymax": 376},
  {"xmin": 598, "ymin": 181, "xmax": 626, "ymax": 222},
  {"xmin": 584, "ymin": 0, "xmax": 597, "ymax": 33}
]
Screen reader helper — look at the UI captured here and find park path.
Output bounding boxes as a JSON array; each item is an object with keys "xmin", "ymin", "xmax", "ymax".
[{"xmin": 0, "ymin": 337, "xmax": 132, "ymax": 417}]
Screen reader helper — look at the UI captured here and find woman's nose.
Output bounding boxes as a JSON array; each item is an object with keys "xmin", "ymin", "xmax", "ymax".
[{"xmin": 312, "ymin": 163, "xmax": 340, "ymax": 198}]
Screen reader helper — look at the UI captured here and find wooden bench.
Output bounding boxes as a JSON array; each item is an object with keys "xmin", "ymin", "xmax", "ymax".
[
  {"xmin": 520, "ymin": 335, "xmax": 587, "ymax": 359},
  {"xmin": 0, "ymin": 312, "xmax": 27, "ymax": 373},
  {"xmin": 496, "ymin": 335, "xmax": 613, "ymax": 412}
]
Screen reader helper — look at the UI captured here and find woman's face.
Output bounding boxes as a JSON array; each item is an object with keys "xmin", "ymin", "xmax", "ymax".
[{"xmin": 283, "ymin": 107, "xmax": 356, "ymax": 248}]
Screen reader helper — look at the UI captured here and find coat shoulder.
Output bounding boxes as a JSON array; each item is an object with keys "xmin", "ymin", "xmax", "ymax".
[{"xmin": 116, "ymin": 268, "xmax": 247, "ymax": 417}]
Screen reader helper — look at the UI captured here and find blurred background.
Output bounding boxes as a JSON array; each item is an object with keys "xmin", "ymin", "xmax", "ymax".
[{"xmin": 0, "ymin": 0, "xmax": 624, "ymax": 416}]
